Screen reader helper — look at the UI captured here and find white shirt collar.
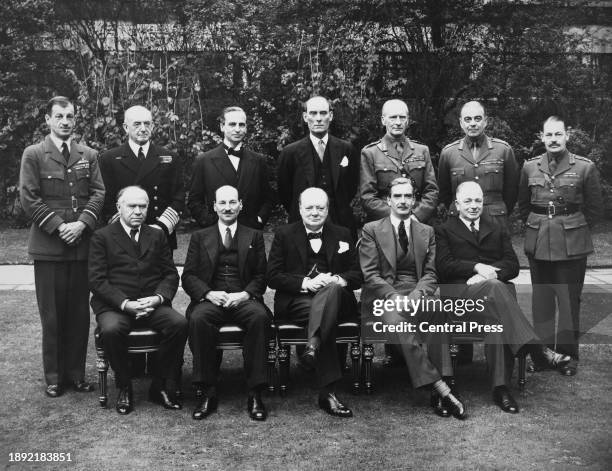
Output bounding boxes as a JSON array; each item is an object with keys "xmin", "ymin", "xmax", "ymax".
[
  {"xmin": 128, "ymin": 140, "xmax": 150, "ymax": 158},
  {"xmin": 309, "ymin": 133, "xmax": 329, "ymax": 149},
  {"xmin": 459, "ymin": 216, "xmax": 480, "ymax": 231},
  {"xmin": 119, "ymin": 219, "xmax": 141, "ymax": 240},
  {"xmin": 49, "ymin": 134, "xmax": 72, "ymax": 154},
  {"xmin": 223, "ymin": 139, "xmax": 242, "ymax": 151},
  {"xmin": 389, "ymin": 214, "xmax": 411, "ymax": 235},
  {"xmin": 218, "ymin": 221, "xmax": 238, "ymax": 239}
]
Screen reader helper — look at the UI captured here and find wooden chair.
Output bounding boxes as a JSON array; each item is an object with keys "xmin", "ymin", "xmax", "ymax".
[{"xmin": 275, "ymin": 321, "xmax": 361, "ymax": 396}]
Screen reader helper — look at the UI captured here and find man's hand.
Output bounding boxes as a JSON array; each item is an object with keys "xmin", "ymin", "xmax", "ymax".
[
  {"xmin": 205, "ymin": 291, "xmax": 229, "ymax": 306},
  {"xmin": 474, "ymin": 263, "xmax": 500, "ymax": 280},
  {"xmin": 137, "ymin": 296, "xmax": 162, "ymax": 310},
  {"xmin": 466, "ymin": 274, "xmax": 487, "ymax": 285},
  {"xmin": 223, "ymin": 291, "xmax": 249, "ymax": 308},
  {"xmin": 304, "ymin": 273, "xmax": 334, "ymax": 292},
  {"xmin": 58, "ymin": 221, "xmax": 86, "ymax": 245},
  {"xmin": 123, "ymin": 300, "xmax": 154, "ymax": 319}
]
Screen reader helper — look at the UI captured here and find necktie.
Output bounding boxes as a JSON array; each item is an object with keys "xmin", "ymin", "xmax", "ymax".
[
  {"xmin": 549, "ymin": 156, "xmax": 557, "ymax": 175},
  {"xmin": 398, "ymin": 221, "xmax": 409, "ymax": 253},
  {"xmin": 316, "ymin": 140, "xmax": 325, "ymax": 162},
  {"xmin": 471, "ymin": 142, "xmax": 479, "ymax": 160},
  {"xmin": 138, "ymin": 146, "xmax": 145, "ymax": 160},
  {"xmin": 395, "ymin": 141, "xmax": 403, "ymax": 157},
  {"xmin": 130, "ymin": 228, "xmax": 140, "ymax": 252},
  {"xmin": 61, "ymin": 142, "xmax": 70, "ymax": 163},
  {"xmin": 307, "ymin": 232, "xmax": 322, "ymax": 240},
  {"xmin": 470, "ymin": 221, "xmax": 478, "ymax": 238},
  {"xmin": 223, "ymin": 227, "xmax": 232, "ymax": 249}
]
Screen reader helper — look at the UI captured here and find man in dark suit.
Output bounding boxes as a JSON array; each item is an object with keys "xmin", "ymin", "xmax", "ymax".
[
  {"xmin": 182, "ymin": 185, "xmax": 271, "ymax": 421},
  {"xmin": 360, "ymin": 177, "xmax": 466, "ymax": 420},
  {"xmin": 267, "ymin": 187, "xmax": 361, "ymax": 418},
  {"xmin": 188, "ymin": 106, "xmax": 273, "ymax": 230},
  {"xmin": 89, "ymin": 186, "xmax": 188, "ymax": 415},
  {"xmin": 20, "ymin": 96, "xmax": 105, "ymax": 398},
  {"xmin": 99, "ymin": 105, "xmax": 184, "ymax": 249},
  {"xmin": 277, "ymin": 96, "xmax": 359, "ymax": 237},
  {"xmin": 436, "ymin": 181, "xmax": 571, "ymax": 413}
]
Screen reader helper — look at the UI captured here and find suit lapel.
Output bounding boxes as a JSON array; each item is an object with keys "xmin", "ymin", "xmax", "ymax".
[
  {"xmin": 377, "ymin": 217, "xmax": 397, "ymax": 274},
  {"xmin": 67, "ymin": 141, "xmax": 85, "ymax": 168},
  {"xmin": 117, "ymin": 142, "xmax": 140, "ymax": 175},
  {"xmin": 138, "ymin": 225, "xmax": 155, "ymax": 259},
  {"xmin": 457, "ymin": 138, "xmax": 476, "ymax": 165},
  {"xmin": 301, "ymin": 138, "xmax": 316, "ymax": 187},
  {"xmin": 410, "ymin": 221, "xmax": 427, "ymax": 280},
  {"xmin": 211, "ymin": 145, "xmax": 238, "ymax": 183},
  {"xmin": 236, "ymin": 225, "xmax": 251, "ymax": 278},
  {"xmin": 475, "ymin": 137, "xmax": 493, "ymax": 164},
  {"xmin": 136, "ymin": 143, "xmax": 160, "ymax": 182},
  {"xmin": 43, "ymin": 136, "xmax": 66, "ymax": 167},
  {"xmin": 237, "ymin": 150, "xmax": 255, "ymax": 194},
  {"xmin": 323, "ymin": 223, "xmax": 338, "ymax": 268},
  {"xmin": 291, "ymin": 223, "xmax": 309, "ymax": 268},
  {"xmin": 204, "ymin": 226, "xmax": 220, "ymax": 268},
  {"xmin": 449, "ymin": 216, "xmax": 480, "ymax": 248},
  {"xmin": 477, "ymin": 217, "xmax": 493, "ymax": 244},
  {"xmin": 552, "ymin": 152, "xmax": 571, "ymax": 177},
  {"xmin": 110, "ymin": 222, "xmax": 139, "ymax": 258},
  {"xmin": 327, "ymin": 136, "xmax": 340, "ymax": 190}
]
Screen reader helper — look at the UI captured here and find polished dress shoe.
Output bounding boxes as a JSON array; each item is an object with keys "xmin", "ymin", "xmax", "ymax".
[
  {"xmin": 149, "ymin": 387, "xmax": 182, "ymax": 410},
  {"xmin": 559, "ymin": 360, "xmax": 578, "ymax": 376},
  {"xmin": 70, "ymin": 380, "xmax": 95, "ymax": 392},
  {"xmin": 431, "ymin": 393, "xmax": 450, "ymax": 418},
  {"xmin": 247, "ymin": 395, "xmax": 267, "ymax": 421},
  {"xmin": 116, "ymin": 387, "xmax": 133, "ymax": 415},
  {"xmin": 493, "ymin": 386, "xmax": 519, "ymax": 414},
  {"xmin": 299, "ymin": 345, "xmax": 317, "ymax": 372},
  {"xmin": 318, "ymin": 392, "xmax": 353, "ymax": 418},
  {"xmin": 192, "ymin": 390, "xmax": 218, "ymax": 420},
  {"xmin": 529, "ymin": 346, "xmax": 571, "ymax": 372},
  {"xmin": 442, "ymin": 393, "xmax": 467, "ymax": 420},
  {"xmin": 45, "ymin": 384, "xmax": 63, "ymax": 398}
]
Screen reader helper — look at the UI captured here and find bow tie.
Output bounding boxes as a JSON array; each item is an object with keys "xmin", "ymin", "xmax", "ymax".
[
  {"xmin": 307, "ymin": 232, "xmax": 322, "ymax": 240},
  {"xmin": 224, "ymin": 145, "xmax": 243, "ymax": 158}
]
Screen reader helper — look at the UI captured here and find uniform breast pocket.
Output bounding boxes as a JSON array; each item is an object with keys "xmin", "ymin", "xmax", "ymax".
[
  {"xmin": 40, "ymin": 171, "xmax": 66, "ymax": 196},
  {"xmin": 527, "ymin": 177, "xmax": 546, "ymax": 202},
  {"xmin": 450, "ymin": 167, "xmax": 465, "ymax": 186},
  {"xmin": 483, "ymin": 163, "xmax": 503, "ymax": 190},
  {"xmin": 374, "ymin": 164, "xmax": 397, "ymax": 192},
  {"xmin": 406, "ymin": 158, "xmax": 426, "ymax": 181},
  {"xmin": 556, "ymin": 177, "xmax": 579, "ymax": 202}
]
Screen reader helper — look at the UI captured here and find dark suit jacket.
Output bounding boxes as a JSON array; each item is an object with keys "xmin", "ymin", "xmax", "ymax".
[
  {"xmin": 88, "ymin": 221, "xmax": 179, "ymax": 315},
  {"xmin": 277, "ymin": 135, "xmax": 359, "ymax": 233},
  {"xmin": 359, "ymin": 217, "xmax": 437, "ymax": 316},
  {"xmin": 188, "ymin": 144, "xmax": 273, "ymax": 230},
  {"xmin": 181, "ymin": 223, "xmax": 267, "ymax": 312},
  {"xmin": 435, "ymin": 215, "xmax": 519, "ymax": 291},
  {"xmin": 267, "ymin": 221, "xmax": 362, "ymax": 315},
  {"xmin": 99, "ymin": 142, "xmax": 184, "ymax": 248}
]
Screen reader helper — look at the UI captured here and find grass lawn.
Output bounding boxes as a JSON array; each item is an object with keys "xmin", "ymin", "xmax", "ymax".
[
  {"xmin": 1, "ymin": 290, "xmax": 611, "ymax": 470},
  {"xmin": 2, "ymin": 219, "xmax": 612, "ymax": 267}
]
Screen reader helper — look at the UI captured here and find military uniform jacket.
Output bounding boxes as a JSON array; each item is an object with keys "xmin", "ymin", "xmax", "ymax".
[
  {"xmin": 438, "ymin": 135, "xmax": 519, "ymax": 219},
  {"xmin": 99, "ymin": 142, "xmax": 184, "ymax": 248},
  {"xmin": 518, "ymin": 151, "xmax": 603, "ymax": 261},
  {"xmin": 19, "ymin": 135, "xmax": 105, "ymax": 261},
  {"xmin": 360, "ymin": 135, "xmax": 438, "ymax": 223}
]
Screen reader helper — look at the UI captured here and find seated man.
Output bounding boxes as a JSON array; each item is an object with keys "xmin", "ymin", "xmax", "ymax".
[
  {"xmin": 182, "ymin": 185, "xmax": 271, "ymax": 421},
  {"xmin": 267, "ymin": 187, "xmax": 361, "ymax": 418},
  {"xmin": 360, "ymin": 177, "xmax": 466, "ymax": 420},
  {"xmin": 435, "ymin": 181, "xmax": 570, "ymax": 413},
  {"xmin": 89, "ymin": 186, "xmax": 188, "ymax": 415}
]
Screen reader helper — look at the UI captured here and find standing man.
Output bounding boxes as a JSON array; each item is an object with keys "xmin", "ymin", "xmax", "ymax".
[
  {"xmin": 188, "ymin": 106, "xmax": 273, "ymax": 230},
  {"xmin": 267, "ymin": 188, "xmax": 362, "ymax": 418},
  {"xmin": 89, "ymin": 186, "xmax": 187, "ymax": 415},
  {"xmin": 277, "ymin": 96, "xmax": 360, "ymax": 237},
  {"xmin": 436, "ymin": 182, "xmax": 570, "ymax": 413},
  {"xmin": 19, "ymin": 96, "xmax": 105, "ymax": 398},
  {"xmin": 360, "ymin": 99, "xmax": 438, "ymax": 224},
  {"xmin": 518, "ymin": 116, "xmax": 603, "ymax": 376},
  {"xmin": 438, "ymin": 100, "xmax": 519, "ymax": 226},
  {"xmin": 99, "ymin": 105, "xmax": 185, "ymax": 250},
  {"xmin": 359, "ymin": 177, "xmax": 466, "ymax": 420},
  {"xmin": 182, "ymin": 185, "xmax": 271, "ymax": 421}
]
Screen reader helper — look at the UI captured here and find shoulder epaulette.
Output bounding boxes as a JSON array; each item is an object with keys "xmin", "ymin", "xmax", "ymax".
[
  {"xmin": 574, "ymin": 155, "xmax": 592, "ymax": 163},
  {"xmin": 363, "ymin": 140, "xmax": 380, "ymax": 149},
  {"xmin": 491, "ymin": 137, "xmax": 511, "ymax": 147},
  {"xmin": 526, "ymin": 155, "xmax": 541, "ymax": 162},
  {"xmin": 442, "ymin": 139, "xmax": 461, "ymax": 151}
]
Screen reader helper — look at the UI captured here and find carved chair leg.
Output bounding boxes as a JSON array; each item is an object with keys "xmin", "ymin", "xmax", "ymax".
[
  {"xmin": 362, "ymin": 343, "xmax": 374, "ymax": 395},
  {"xmin": 518, "ymin": 353, "xmax": 526, "ymax": 392},
  {"xmin": 278, "ymin": 343, "xmax": 290, "ymax": 397},
  {"xmin": 350, "ymin": 341, "xmax": 361, "ymax": 394},
  {"xmin": 96, "ymin": 351, "xmax": 109, "ymax": 407},
  {"xmin": 267, "ymin": 339, "xmax": 277, "ymax": 394},
  {"xmin": 449, "ymin": 344, "xmax": 459, "ymax": 388}
]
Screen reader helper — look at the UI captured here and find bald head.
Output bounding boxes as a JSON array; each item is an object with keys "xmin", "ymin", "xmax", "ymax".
[
  {"xmin": 123, "ymin": 105, "xmax": 153, "ymax": 145},
  {"xmin": 381, "ymin": 99, "xmax": 409, "ymax": 139},
  {"xmin": 214, "ymin": 185, "xmax": 242, "ymax": 225},
  {"xmin": 455, "ymin": 181, "xmax": 483, "ymax": 221}
]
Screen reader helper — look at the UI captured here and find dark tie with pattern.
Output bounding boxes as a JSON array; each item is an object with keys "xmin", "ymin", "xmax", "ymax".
[
  {"xmin": 223, "ymin": 227, "xmax": 232, "ymax": 249},
  {"xmin": 470, "ymin": 221, "xmax": 478, "ymax": 239},
  {"xmin": 130, "ymin": 228, "xmax": 140, "ymax": 253},
  {"xmin": 398, "ymin": 221, "xmax": 409, "ymax": 253},
  {"xmin": 316, "ymin": 140, "xmax": 325, "ymax": 162},
  {"xmin": 138, "ymin": 146, "xmax": 145, "ymax": 160},
  {"xmin": 61, "ymin": 142, "xmax": 70, "ymax": 163},
  {"xmin": 549, "ymin": 155, "xmax": 557, "ymax": 174}
]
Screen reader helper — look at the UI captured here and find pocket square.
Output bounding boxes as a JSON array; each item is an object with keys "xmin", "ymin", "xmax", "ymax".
[
  {"xmin": 160, "ymin": 155, "xmax": 173, "ymax": 163},
  {"xmin": 338, "ymin": 241, "xmax": 349, "ymax": 253},
  {"xmin": 340, "ymin": 156, "xmax": 349, "ymax": 167}
]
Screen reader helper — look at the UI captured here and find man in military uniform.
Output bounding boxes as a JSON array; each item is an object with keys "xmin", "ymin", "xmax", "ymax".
[
  {"xmin": 518, "ymin": 116, "xmax": 603, "ymax": 376},
  {"xmin": 360, "ymin": 99, "xmax": 439, "ymax": 366},
  {"xmin": 438, "ymin": 100, "xmax": 519, "ymax": 227},
  {"xmin": 99, "ymin": 105, "xmax": 184, "ymax": 250},
  {"xmin": 19, "ymin": 96, "xmax": 105, "ymax": 397},
  {"xmin": 360, "ymin": 99, "xmax": 438, "ymax": 224}
]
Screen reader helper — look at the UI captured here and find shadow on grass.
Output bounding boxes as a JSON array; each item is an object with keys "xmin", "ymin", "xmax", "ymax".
[{"xmin": 1, "ymin": 290, "xmax": 611, "ymax": 470}]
